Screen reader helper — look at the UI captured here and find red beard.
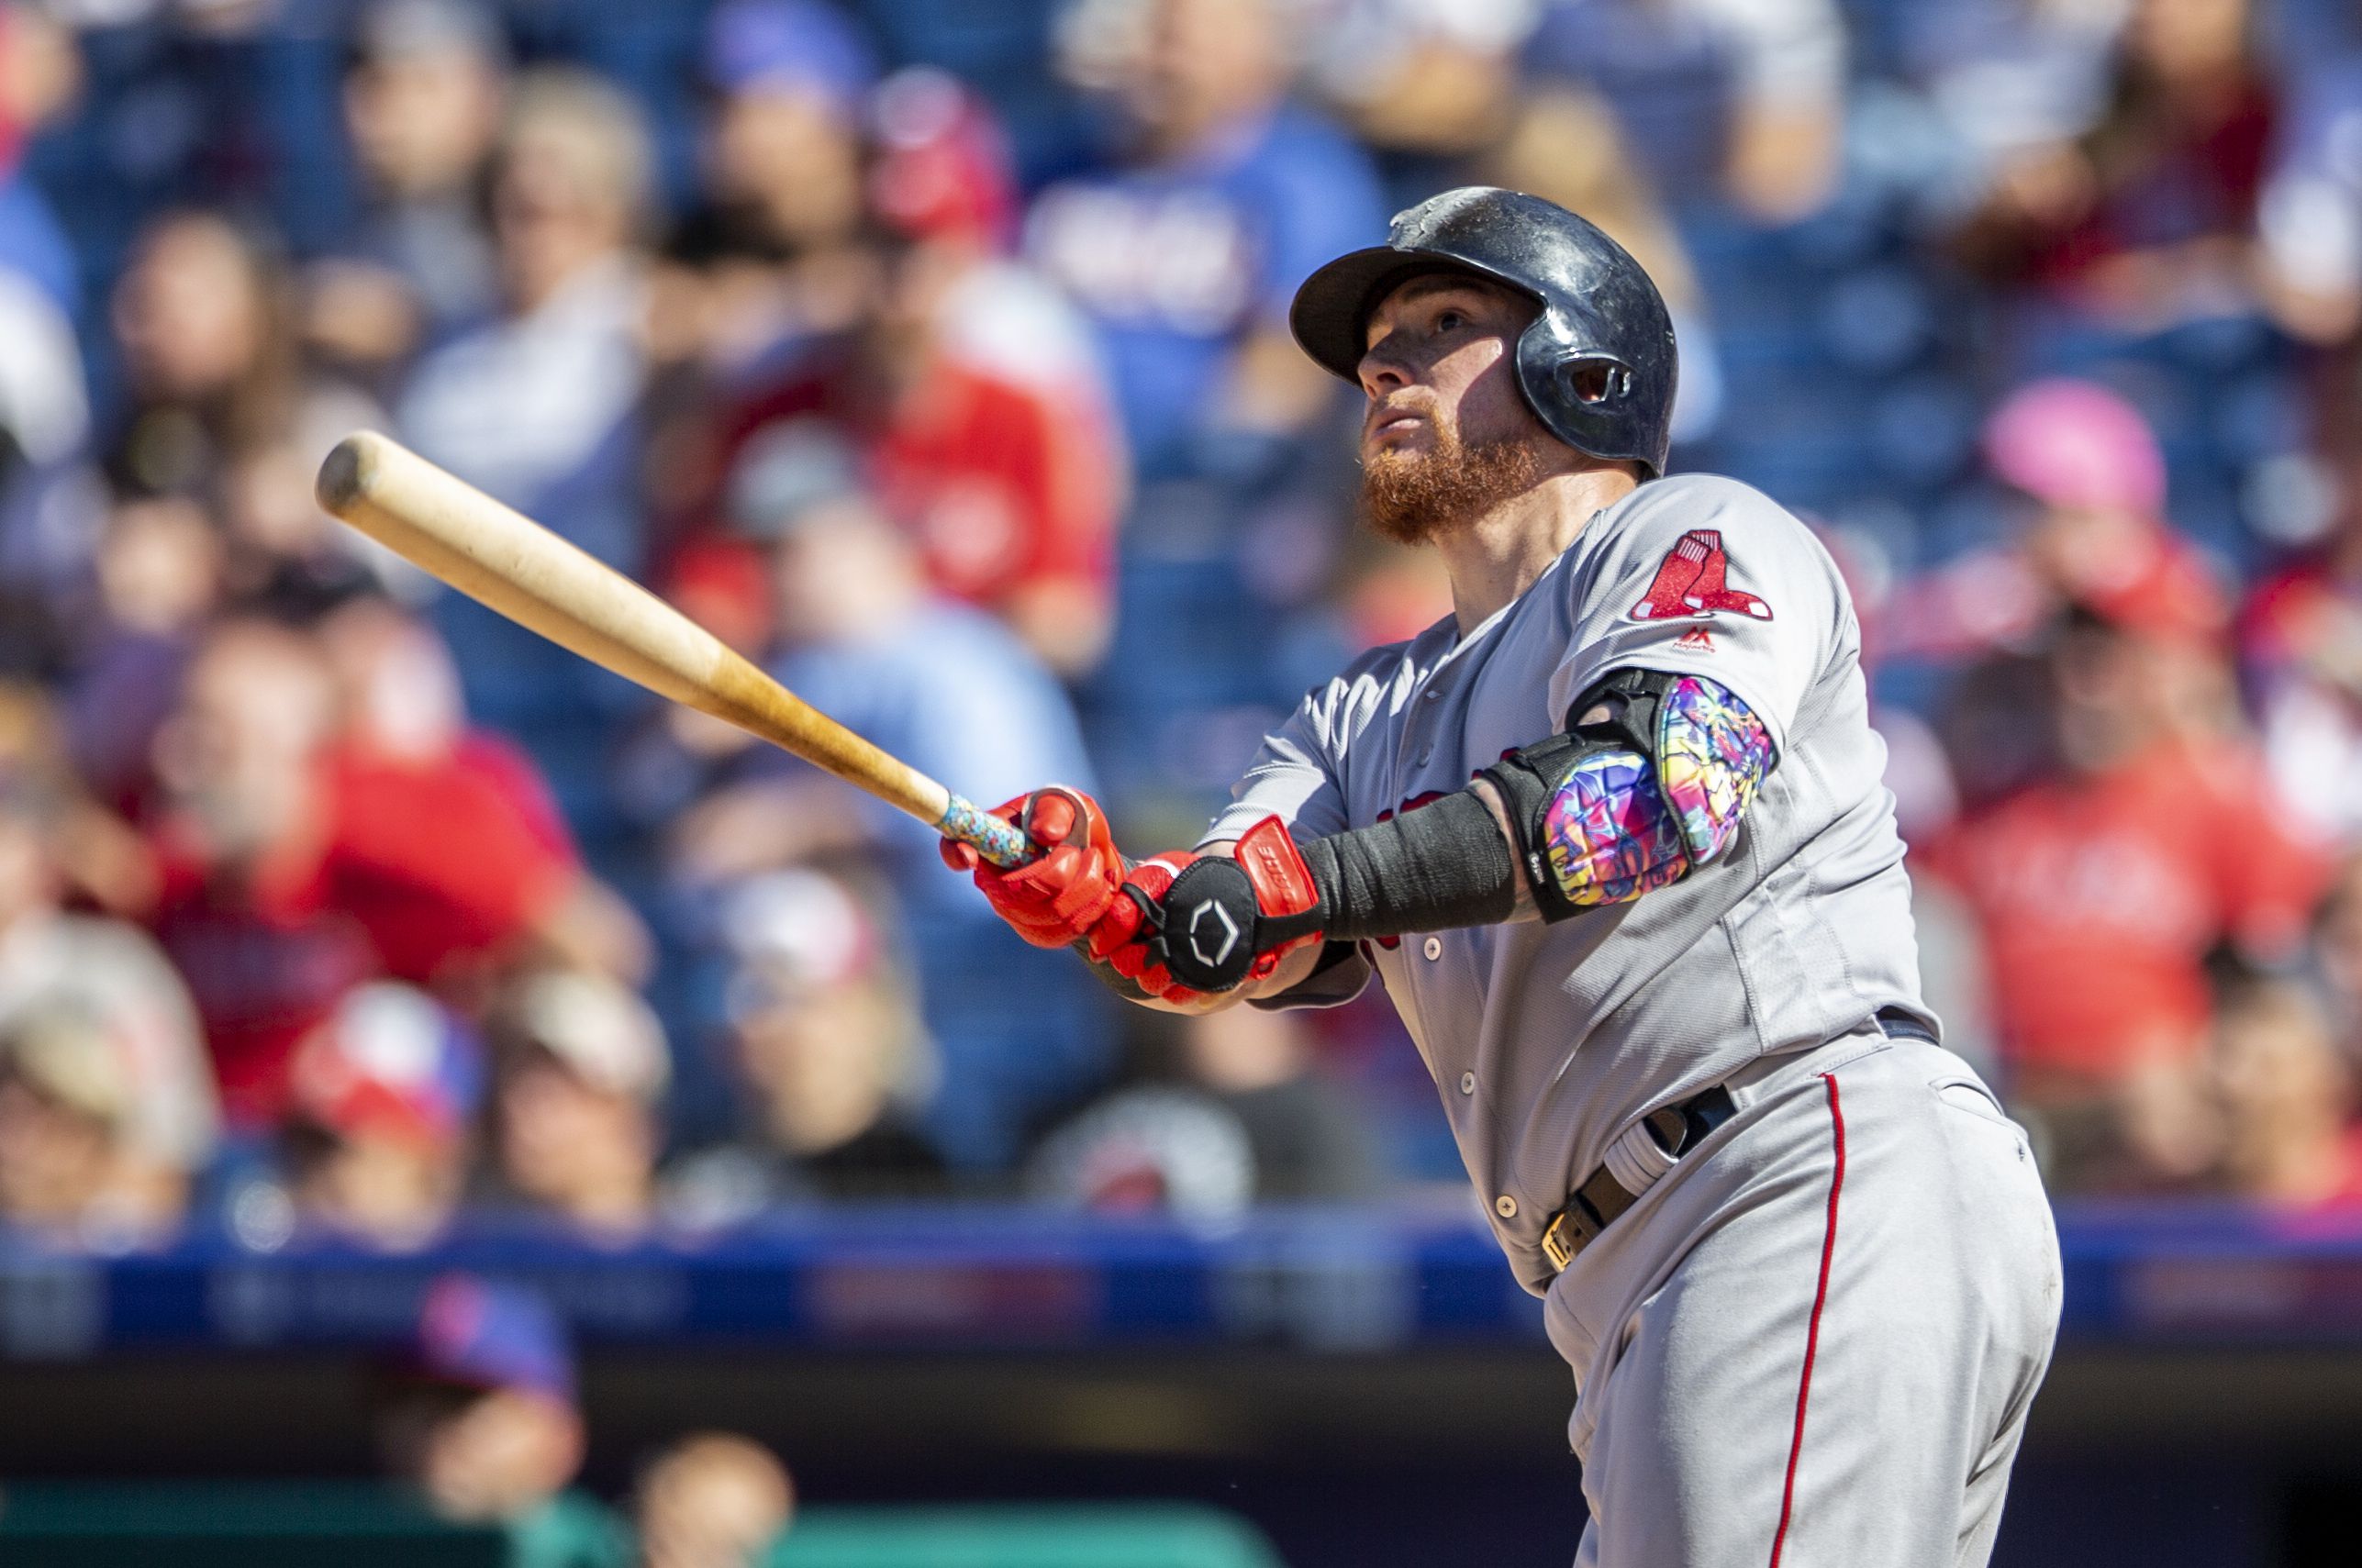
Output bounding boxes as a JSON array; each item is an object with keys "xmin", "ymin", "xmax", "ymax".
[{"xmin": 1359, "ymin": 416, "xmax": 1546, "ymax": 545}]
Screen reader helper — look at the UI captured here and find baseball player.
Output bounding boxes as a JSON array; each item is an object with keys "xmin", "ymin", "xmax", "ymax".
[{"xmin": 944, "ymin": 187, "xmax": 2063, "ymax": 1566}]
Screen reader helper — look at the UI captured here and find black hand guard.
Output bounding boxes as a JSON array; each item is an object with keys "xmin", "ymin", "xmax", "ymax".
[{"xmin": 1137, "ymin": 818, "xmax": 1330, "ymax": 994}]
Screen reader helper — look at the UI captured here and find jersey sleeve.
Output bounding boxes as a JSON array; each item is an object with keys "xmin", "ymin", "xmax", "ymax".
[
  {"xmin": 1552, "ymin": 475, "xmax": 1847, "ymax": 757},
  {"xmin": 1203, "ymin": 666, "xmax": 1372, "ymax": 847},
  {"xmin": 1204, "ymin": 662, "xmax": 1388, "ymax": 1010}
]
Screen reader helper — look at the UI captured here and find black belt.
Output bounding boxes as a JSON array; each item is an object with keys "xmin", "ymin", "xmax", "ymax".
[
  {"xmin": 1539, "ymin": 1006, "xmax": 1936, "ymax": 1273},
  {"xmin": 1871, "ymin": 1004, "xmax": 1938, "ymax": 1045}
]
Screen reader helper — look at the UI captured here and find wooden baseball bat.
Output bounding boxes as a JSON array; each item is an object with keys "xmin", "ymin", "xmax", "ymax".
[{"xmin": 315, "ymin": 430, "xmax": 1036, "ymax": 869}]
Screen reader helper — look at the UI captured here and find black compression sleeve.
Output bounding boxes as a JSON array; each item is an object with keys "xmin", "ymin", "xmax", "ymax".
[{"xmin": 1300, "ymin": 788, "xmax": 1519, "ymax": 941}]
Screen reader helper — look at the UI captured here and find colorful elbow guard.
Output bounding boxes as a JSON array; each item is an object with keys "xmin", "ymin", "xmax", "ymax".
[{"xmin": 1478, "ymin": 668, "xmax": 1775, "ymax": 919}]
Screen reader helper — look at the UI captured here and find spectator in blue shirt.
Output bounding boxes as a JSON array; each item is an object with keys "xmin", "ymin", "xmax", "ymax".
[
  {"xmin": 396, "ymin": 68, "xmax": 652, "ymax": 571},
  {"xmin": 663, "ymin": 424, "xmax": 1109, "ymax": 1169},
  {"xmin": 0, "ymin": 4, "xmax": 78, "ymax": 317},
  {"xmin": 1025, "ymin": 0, "xmax": 1387, "ymax": 480},
  {"xmin": 396, "ymin": 68, "xmax": 654, "ymax": 733}
]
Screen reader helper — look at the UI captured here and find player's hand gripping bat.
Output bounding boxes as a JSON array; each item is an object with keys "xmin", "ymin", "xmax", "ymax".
[{"xmin": 315, "ymin": 430, "xmax": 1036, "ymax": 869}]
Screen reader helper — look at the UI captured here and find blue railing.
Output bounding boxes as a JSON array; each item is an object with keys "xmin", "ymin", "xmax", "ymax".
[{"xmin": 5, "ymin": 1202, "xmax": 2358, "ymax": 1362}]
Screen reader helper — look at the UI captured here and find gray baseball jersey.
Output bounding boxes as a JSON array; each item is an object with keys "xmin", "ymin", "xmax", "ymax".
[{"xmin": 1204, "ymin": 473, "xmax": 1931, "ymax": 1292}]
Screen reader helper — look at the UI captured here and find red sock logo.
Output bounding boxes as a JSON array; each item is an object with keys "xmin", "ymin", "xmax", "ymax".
[{"xmin": 1630, "ymin": 530, "xmax": 1773, "ymax": 621}]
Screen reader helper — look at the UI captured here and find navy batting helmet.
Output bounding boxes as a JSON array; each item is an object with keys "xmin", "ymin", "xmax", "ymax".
[{"xmin": 1289, "ymin": 186, "xmax": 1679, "ymax": 477}]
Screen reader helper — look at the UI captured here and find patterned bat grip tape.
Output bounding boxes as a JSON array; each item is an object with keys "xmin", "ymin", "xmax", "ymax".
[{"xmin": 937, "ymin": 794, "xmax": 1038, "ymax": 869}]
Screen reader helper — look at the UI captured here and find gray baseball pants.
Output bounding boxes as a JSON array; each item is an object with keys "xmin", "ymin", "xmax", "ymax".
[{"xmin": 1545, "ymin": 1030, "xmax": 2063, "ymax": 1567}]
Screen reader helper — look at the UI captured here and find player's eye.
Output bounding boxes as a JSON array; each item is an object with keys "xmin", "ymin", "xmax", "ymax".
[{"xmin": 1434, "ymin": 308, "xmax": 1466, "ymax": 334}]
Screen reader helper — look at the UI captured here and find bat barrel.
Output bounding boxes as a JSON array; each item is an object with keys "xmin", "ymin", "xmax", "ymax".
[{"xmin": 316, "ymin": 432, "xmax": 1037, "ymax": 868}]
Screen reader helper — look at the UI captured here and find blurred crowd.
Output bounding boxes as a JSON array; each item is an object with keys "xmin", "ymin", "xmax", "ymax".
[
  {"xmin": 4, "ymin": 0, "xmax": 2362, "ymax": 1260},
  {"xmin": 378, "ymin": 1271, "xmax": 796, "ymax": 1568}
]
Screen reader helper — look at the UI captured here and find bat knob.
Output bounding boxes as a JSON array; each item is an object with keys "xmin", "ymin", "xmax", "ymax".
[{"xmin": 316, "ymin": 430, "xmax": 389, "ymax": 516}]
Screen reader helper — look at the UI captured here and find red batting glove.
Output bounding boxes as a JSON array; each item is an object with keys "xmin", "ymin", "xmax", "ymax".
[
  {"xmin": 938, "ymin": 786, "xmax": 1127, "ymax": 949},
  {"xmin": 1082, "ymin": 818, "xmax": 1330, "ymax": 1001},
  {"xmin": 1085, "ymin": 851, "xmax": 1205, "ymax": 1004}
]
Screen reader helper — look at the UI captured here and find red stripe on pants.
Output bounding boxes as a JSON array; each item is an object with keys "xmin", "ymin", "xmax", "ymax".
[{"xmin": 1767, "ymin": 1072, "xmax": 1847, "ymax": 1568}]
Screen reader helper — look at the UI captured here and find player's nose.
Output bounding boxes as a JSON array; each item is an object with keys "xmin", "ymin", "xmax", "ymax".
[{"xmin": 1356, "ymin": 341, "xmax": 1412, "ymax": 400}]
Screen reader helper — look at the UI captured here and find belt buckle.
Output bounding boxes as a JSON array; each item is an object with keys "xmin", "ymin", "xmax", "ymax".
[
  {"xmin": 1542, "ymin": 1209, "xmax": 1578, "ymax": 1273},
  {"xmin": 1541, "ymin": 1196, "xmax": 1599, "ymax": 1272}
]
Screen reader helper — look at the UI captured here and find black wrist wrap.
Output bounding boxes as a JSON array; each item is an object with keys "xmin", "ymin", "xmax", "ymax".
[{"xmin": 1300, "ymin": 788, "xmax": 1519, "ymax": 941}]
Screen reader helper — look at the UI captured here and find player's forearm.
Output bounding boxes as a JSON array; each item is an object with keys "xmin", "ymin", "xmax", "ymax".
[
  {"xmin": 1042, "ymin": 659, "xmax": 1777, "ymax": 999},
  {"xmin": 1472, "ymin": 777, "xmax": 1540, "ymax": 922},
  {"xmin": 1298, "ymin": 788, "xmax": 1524, "ymax": 940},
  {"xmin": 1291, "ymin": 670, "xmax": 1775, "ymax": 942},
  {"xmin": 1141, "ymin": 673, "xmax": 1777, "ymax": 999}
]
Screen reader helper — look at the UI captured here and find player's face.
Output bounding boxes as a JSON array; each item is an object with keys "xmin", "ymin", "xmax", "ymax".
[
  {"xmin": 1356, "ymin": 275, "xmax": 1544, "ymax": 462},
  {"xmin": 1354, "ymin": 276, "xmax": 1552, "ymax": 544}
]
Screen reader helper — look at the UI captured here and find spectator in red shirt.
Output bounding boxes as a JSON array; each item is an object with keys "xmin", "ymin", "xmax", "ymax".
[
  {"xmin": 315, "ymin": 596, "xmax": 650, "ymax": 994},
  {"xmin": 1949, "ymin": 0, "xmax": 2275, "ymax": 328},
  {"xmin": 688, "ymin": 70, "xmax": 1125, "ymax": 678},
  {"xmin": 863, "ymin": 66, "xmax": 1124, "ymax": 674},
  {"xmin": 1886, "ymin": 378, "xmax": 2229, "ymax": 667},
  {"xmin": 1923, "ymin": 590, "xmax": 2333, "ymax": 1192},
  {"xmin": 144, "ymin": 618, "xmax": 374, "ymax": 1126},
  {"xmin": 142, "ymin": 612, "xmax": 642, "ymax": 1129}
]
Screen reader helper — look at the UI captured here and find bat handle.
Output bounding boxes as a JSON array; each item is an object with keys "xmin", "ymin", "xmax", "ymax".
[{"xmin": 935, "ymin": 793, "xmax": 1039, "ymax": 870}]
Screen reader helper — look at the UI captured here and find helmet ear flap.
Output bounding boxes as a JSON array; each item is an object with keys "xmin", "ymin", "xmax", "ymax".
[
  {"xmin": 1558, "ymin": 354, "xmax": 1634, "ymax": 407},
  {"xmin": 1498, "ymin": 229, "xmax": 1675, "ymax": 475}
]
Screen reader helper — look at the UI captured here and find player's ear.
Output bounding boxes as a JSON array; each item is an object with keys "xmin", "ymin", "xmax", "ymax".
[{"xmin": 1561, "ymin": 357, "xmax": 1633, "ymax": 407}]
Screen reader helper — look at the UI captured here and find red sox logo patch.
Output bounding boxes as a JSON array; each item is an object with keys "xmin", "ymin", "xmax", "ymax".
[{"xmin": 1629, "ymin": 529, "xmax": 1772, "ymax": 622}]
